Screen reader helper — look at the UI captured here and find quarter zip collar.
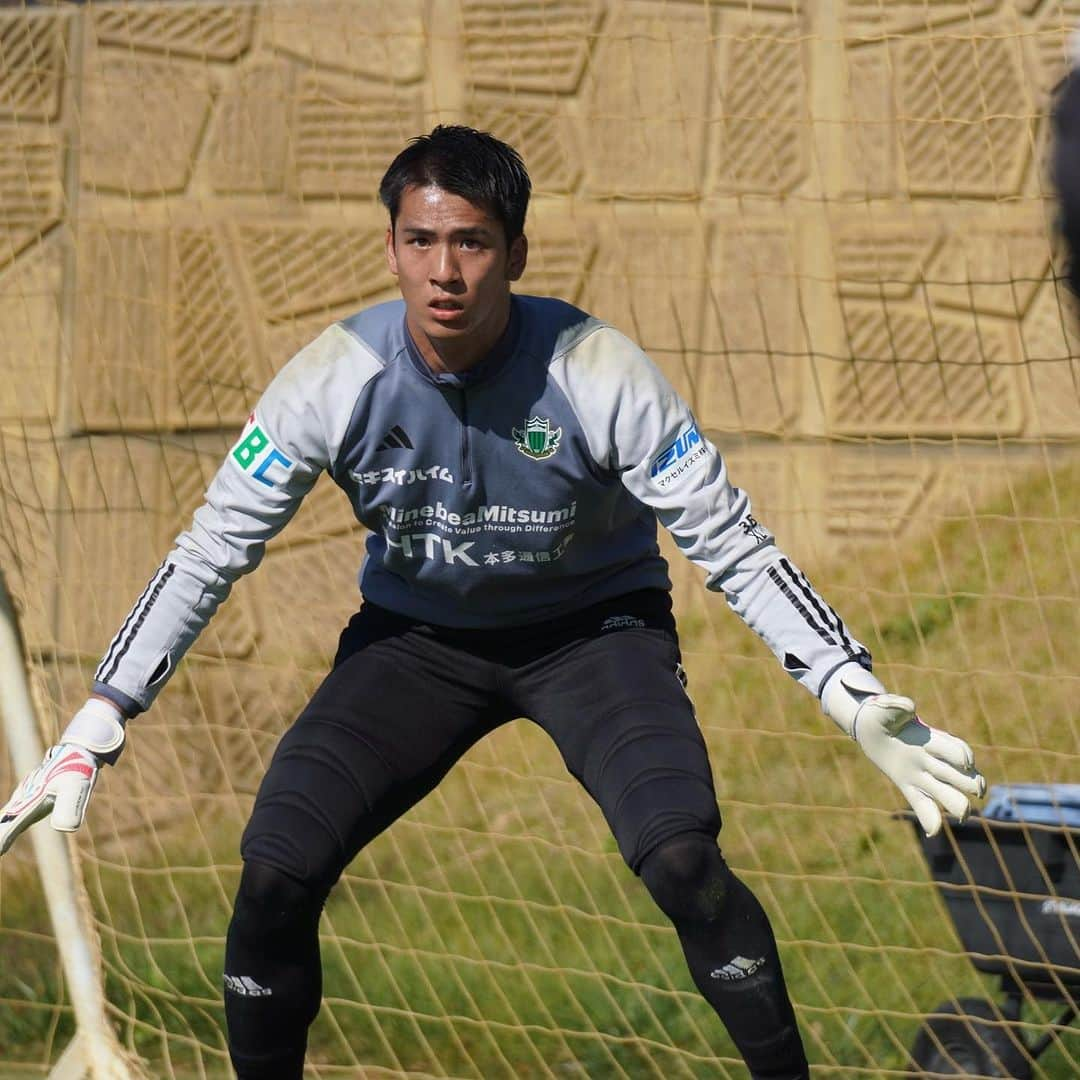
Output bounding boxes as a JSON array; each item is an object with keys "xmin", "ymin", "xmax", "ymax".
[{"xmin": 404, "ymin": 296, "xmax": 522, "ymax": 389}]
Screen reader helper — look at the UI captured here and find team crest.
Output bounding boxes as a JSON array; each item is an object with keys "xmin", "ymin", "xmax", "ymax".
[{"xmin": 513, "ymin": 416, "xmax": 562, "ymax": 460}]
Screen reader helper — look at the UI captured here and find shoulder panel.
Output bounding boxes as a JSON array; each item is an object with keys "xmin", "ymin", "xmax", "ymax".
[
  {"xmin": 260, "ymin": 322, "xmax": 386, "ymax": 472},
  {"xmin": 339, "ymin": 300, "xmax": 408, "ymax": 362},
  {"xmin": 514, "ymin": 294, "xmax": 603, "ymax": 366}
]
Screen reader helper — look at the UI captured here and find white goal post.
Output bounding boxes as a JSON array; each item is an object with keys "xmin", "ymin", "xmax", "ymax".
[{"xmin": 0, "ymin": 568, "xmax": 141, "ymax": 1080}]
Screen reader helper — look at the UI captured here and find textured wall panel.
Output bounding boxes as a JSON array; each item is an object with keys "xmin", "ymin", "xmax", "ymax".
[
  {"xmin": 825, "ymin": 458, "xmax": 933, "ymax": 541},
  {"xmin": 0, "ymin": 133, "xmax": 62, "ymax": 269},
  {"xmin": 237, "ymin": 224, "xmax": 391, "ymax": 323},
  {"xmin": 73, "ymin": 225, "xmax": 170, "ymax": 431},
  {"xmin": 264, "ymin": 0, "xmax": 425, "ymax": 83},
  {"xmin": 698, "ymin": 223, "xmax": 802, "ymax": 434},
  {"xmin": 462, "ymin": 0, "xmax": 601, "ymax": 93},
  {"xmin": 843, "ymin": 46, "xmax": 894, "ymax": 197},
  {"xmin": 927, "ymin": 220, "xmax": 1052, "ymax": 318},
  {"xmin": 843, "ymin": 1, "xmax": 1000, "ymax": 37},
  {"xmin": 0, "ymin": 241, "xmax": 61, "ymax": 424},
  {"xmin": 0, "ymin": 11, "xmax": 65, "ymax": 121},
  {"xmin": 578, "ymin": 216, "xmax": 705, "ymax": 404},
  {"xmin": 1028, "ymin": 1, "xmax": 1080, "ymax": 95},
  {"xmin": 583, "ymin": 3, "xmax": 710, "ymax": 197},
  {"xmin": 468, "ymin": 93, "xmax": 580, "ymax": 194},
  {"xmin": 295, "ymin": 73, "xmax": 425, "ymax": 198},
  {"xmin": 54, "ymin": 438, "xmax": 171, "ymax": 656},
  {"xmin": 832, "ymin": 304, "xmax": 1024, "ymax": 436},
  {"xmin": 711, "ymin": 14, "xmax": 807, "ymax": 194},
  {"xmin": 92, "ymin": 4, "xmax": 255, "ymax": 61},
  {"xmin": 834, "ymin": 221, "xmax": 941, "ymax": 300},
  {"xmin": 897, "ymin": 31, "xmax": 1031, "ymax": 197},
  {"xmin": 207, "ymin": 62, "xmax": 295, "ymax": 195},
  {"xmin": 0, "ymin": 434, "xmax": 58, "ymax": 650},
  {"xmin": 518, "ymin": 213, "xmax": 596, "ymax": 306},
  {"xmin": 1019, "ymin": 280, "xmax": 1080, "ymax": 436},
  {"xmin": 81, "ymin": 52, "xmax": 214, "ymax": 196},
  {"xmin": 170, "ymin": 228, "xmax": 262, "ymax": 428}
]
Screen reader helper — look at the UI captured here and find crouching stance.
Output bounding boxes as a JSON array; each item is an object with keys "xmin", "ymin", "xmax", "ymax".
[
  {"xmin": 1, "ymin": 126, "xmax": 984, "ymax": 1077},
  {"xmin": 221, "ymin": 594, "xmax": 814, "ymax": 1078}
]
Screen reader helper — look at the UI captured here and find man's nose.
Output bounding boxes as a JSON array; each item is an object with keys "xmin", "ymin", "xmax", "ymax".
[{"xmin": 431, "ymin": 244, "xmax": 462, "ymax": 286}]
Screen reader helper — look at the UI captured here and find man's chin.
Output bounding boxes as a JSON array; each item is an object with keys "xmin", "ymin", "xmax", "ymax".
[{"xmin": 422, "ymin": 314, "xmax": 469, "ymax": 336}]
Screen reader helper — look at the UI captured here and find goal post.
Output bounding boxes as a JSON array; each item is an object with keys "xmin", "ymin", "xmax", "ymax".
[{"xmin": 0, "ymin": 568, "xmax": 140, "ymax": 1080}]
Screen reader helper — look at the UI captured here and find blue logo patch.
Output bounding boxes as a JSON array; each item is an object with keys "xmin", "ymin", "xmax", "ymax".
[{"xmin": 650, "ymin": 423, "xmax": 702, "ymax": 478}]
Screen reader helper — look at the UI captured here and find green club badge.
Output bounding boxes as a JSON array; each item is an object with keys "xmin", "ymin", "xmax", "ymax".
[{"xmin": 513, "ymin": 416, "xmax": 562, "ymax": 460}]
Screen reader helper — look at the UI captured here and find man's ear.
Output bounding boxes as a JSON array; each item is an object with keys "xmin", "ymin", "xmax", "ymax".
[
  {"xmin": 385, "ymin": 226, "xmax": 399, "ymax": 276},
  {"xmin": 507, "ymin": 234, "xmax": 528, "ymax": 282}
]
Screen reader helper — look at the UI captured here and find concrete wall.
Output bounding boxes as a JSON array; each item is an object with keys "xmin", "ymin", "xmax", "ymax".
[{"xmin": 0, "ymin": 0, "xmax": 1076, "ymax": 696}]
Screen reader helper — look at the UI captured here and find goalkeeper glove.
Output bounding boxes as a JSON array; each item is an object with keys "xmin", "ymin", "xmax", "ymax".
[
  {"xmin": 0, "ymin": 698, "xmax": 125, "ymax": 855},
  {"xmin": 822, "ymin": 662, "xmax": 986, "ymax": 837}
]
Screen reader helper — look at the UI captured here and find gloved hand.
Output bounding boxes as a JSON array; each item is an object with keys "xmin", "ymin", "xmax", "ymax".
[
  {"xmin": 822, "ymin": 663, "xmax": 986, "ymax": 837},
  {"xmin": 0, "ymin": 698, "xmax": 125, "ymax": 855}
]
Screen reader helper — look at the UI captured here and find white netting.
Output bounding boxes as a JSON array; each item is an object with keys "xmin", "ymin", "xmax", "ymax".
[{"xmin": 0, "ymin": 1, "xmax": 1078, "ymax": 1076}]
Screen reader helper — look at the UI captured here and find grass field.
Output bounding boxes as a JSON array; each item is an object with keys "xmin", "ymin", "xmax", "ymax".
[{"xmin": 1, "ymin": 456, "xmax": 1077, "ymax": 1077}]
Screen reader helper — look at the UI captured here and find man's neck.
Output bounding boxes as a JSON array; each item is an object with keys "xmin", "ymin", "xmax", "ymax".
[{"xmin": 407, "ymin": 303, "xmax": 512, "ymax": 376}]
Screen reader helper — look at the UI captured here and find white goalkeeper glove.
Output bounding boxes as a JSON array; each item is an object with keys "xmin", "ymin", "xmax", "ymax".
[
  {"xmin": 822, "ymin": 662, "xmax": 986, "ymax": 837},
  {"xmin": 0, "ymin": 698, "xmax": 125, "ymax": 855}
]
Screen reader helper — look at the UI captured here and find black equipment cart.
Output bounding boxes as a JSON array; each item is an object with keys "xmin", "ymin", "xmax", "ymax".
[{"xmin": 904, "ymin": 784, "xmax": 1080, "ymax": 1077}]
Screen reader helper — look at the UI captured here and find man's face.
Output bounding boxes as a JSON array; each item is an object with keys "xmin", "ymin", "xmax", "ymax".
[{"xmin": 385, "ymin": 184, "xmax": 527, "ymax": 354}]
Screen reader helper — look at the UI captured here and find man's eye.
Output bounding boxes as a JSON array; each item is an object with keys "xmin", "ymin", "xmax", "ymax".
[{"xmin": 461, "ymin": 238, "xmax": 483, "ymax": 251}]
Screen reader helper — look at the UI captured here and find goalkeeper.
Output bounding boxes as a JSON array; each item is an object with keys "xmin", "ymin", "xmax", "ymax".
[{"xmin": 1, "ymin": 126, "xmax": 984, "ymax": 1079}]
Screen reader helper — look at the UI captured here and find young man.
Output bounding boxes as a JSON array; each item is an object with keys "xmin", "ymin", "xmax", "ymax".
[{"xmin": 1, "ymin": 127, "xmax": 985, "ymax": 1078}]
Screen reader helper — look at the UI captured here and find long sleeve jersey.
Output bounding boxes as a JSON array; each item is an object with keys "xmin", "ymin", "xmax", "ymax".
[{"xmin": 92, "ymin": 295, "xmax": 870, "ymax": 716}]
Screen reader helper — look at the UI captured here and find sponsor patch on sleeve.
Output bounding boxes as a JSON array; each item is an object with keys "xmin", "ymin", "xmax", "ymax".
[
  {"xmin": 229, "ymin": 412, "xmax": 295, "ymax": 489},
  {"xmin": 649, "ymin": 422, "xmax": 708, "ymax": 488}
]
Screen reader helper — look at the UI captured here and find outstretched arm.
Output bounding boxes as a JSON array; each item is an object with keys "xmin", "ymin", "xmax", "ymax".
[
  {"xmin": 555, "ymin": 324, "xmax": 984, "ymax": 834},
  {"xmin": 0, "ymin": 324, "xmax": 363, "ymax": 856}
]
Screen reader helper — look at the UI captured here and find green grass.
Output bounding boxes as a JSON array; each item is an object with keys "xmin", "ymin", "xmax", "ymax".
[{"xmin": 1, "ymin": 458, "xmax": 1077, "ymax": 1077}]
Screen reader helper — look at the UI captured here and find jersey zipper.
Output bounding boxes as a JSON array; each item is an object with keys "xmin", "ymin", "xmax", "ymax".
[{"xmin": 459, "ymin": 389, "xmax": 473, "ymax": 488}]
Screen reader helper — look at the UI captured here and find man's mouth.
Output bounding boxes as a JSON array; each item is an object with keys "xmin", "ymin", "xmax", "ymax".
[{"xmin": 429, "ymin": 299, "xmax": 465, "ymax": 323}]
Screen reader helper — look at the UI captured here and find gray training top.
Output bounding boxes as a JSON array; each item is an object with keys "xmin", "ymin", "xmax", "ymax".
[{"xmin": 92, "ymin": 295, "xmax": 870, "ymax": 716}]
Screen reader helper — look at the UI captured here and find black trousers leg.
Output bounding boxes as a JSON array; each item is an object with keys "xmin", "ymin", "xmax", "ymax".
[
  {"xmin": 227, "ymin": 608, "xmax": 511, "ymax": 1078},
  {"xmin": 512, "ymin": 618, "xmax": 807, "ymax": 1077},
  {"xmin": 640, "ymin": 835, "xmax": 808, "ymax": 1080}
]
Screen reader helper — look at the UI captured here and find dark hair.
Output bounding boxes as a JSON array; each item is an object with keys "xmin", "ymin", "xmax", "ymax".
[{"xmin": 379, "ymin": 125, "xmax": 531, "ymax": 244}]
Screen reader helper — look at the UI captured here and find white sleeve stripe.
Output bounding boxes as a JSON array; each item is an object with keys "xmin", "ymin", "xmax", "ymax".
[
  {"xmin": 95, "ymin": 562, "xmax": 175, "ymax": 684},
  {"xmin": 780, "ymin": 557, "xmax": 859, "ymax": 657},
  {"xmin": 766, "ymin": 565, "xmax": 839, "ymax": 647}
]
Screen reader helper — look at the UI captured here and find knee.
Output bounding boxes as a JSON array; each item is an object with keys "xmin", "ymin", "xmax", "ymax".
[
  {"xmin": 231, "ymin": 860, "xmax": 326, "ymax": 940},
  {"xmin": 639, "ymin": 832, "xmax": 732, "ymax": 925}
]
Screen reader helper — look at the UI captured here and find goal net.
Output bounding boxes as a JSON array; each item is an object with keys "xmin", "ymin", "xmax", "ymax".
[{"xmin": 0, "ymin": 1, "xmax": 1077, "ymax": 1076}]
